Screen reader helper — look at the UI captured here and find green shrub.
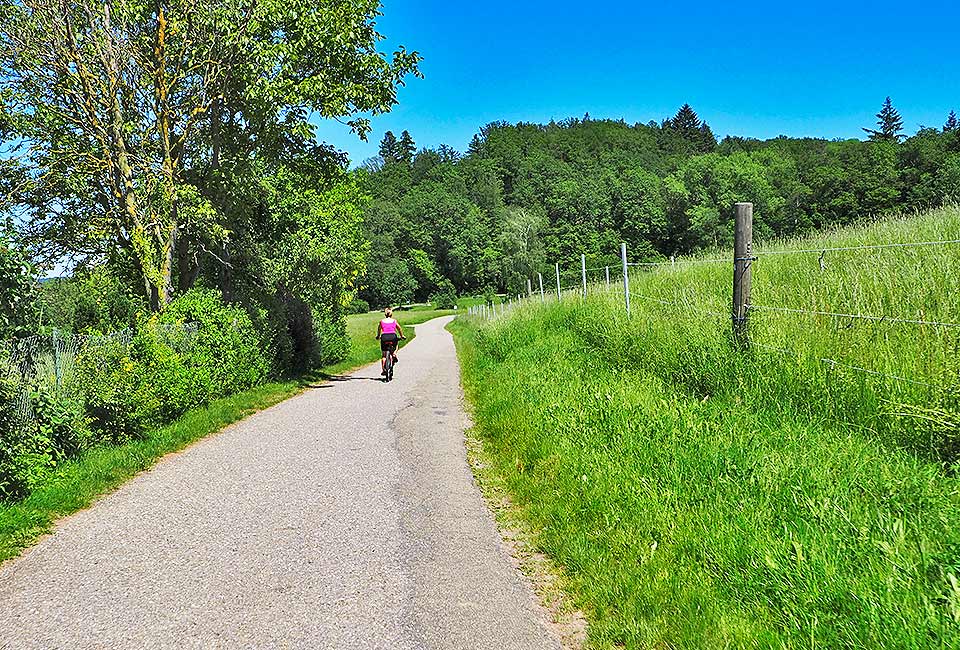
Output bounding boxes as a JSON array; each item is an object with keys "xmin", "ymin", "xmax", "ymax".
[
  {"xmin": 482, "ymin": 285, "xmax": 496, "ymax": 307},
  {"xmin": 161, "ymin": 289, "xmax": 269, "ymax": 396},
  {"xmin": 74, "ymin": 335, "xmax": 139, "ymax": 442},
  {"xmin": 39, "ymin": 267, "xmax": 144, "ymax": 333},
  {"xmin": 0, "ymin": 379, "xmax": 89, "ymax": 501},
  {"xmin": 312, "ymin": 308, "xmax": 349, "ymax": 367},
  {"xmin": 431, "ymin": 280, "xmax": 457, "ymax": 310},
  {"xmin": 74, "ymin": 323, "xmax": 203, "ymax": 441},
  {"xmin": 346, "ymin": 297, "xmax": 370, "ymax": 314}
]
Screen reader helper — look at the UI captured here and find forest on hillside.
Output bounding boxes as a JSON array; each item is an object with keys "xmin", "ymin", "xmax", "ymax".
[{"xmin": 358, "ymin": 101, "xmax": 960, "ymax": 306}]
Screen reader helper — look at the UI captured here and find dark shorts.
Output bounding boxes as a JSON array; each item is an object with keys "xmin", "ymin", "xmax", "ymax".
[{"xmin": 380, "ymin": 333, "xmax": 399, "ymax": 352}]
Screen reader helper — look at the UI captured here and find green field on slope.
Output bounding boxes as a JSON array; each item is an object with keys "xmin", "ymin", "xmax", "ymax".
[{"xmin": 452, "ymin": 206, "xmax": 960, "ymax": 649}]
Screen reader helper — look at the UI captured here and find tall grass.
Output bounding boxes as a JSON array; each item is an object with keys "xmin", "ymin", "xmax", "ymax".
[{"xmin": 452, "ymin": 205, "xmax": 960, "ymax": 648}]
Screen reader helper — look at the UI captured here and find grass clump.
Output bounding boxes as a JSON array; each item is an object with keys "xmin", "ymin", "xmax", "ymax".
[{"xmin": 452, "ymin": 206, "xmax": 960, "ymax": 648}]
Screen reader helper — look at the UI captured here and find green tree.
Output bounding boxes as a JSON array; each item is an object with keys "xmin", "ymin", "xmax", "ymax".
[
  {"xmin": 2, "ymin": 0, "xmax": 421, "ymax": 311},
  {"xmin": 863, "ymin": 97, "xmax": 905, "ymax": 142},
  {"xmin": 379, "ymin": 131, "xmax": 400, "ymax": 163},
  {"xmin": 0, "ymin": 235, "xmax": 38, "ymax": 337},
  {"xmin": 498, "ymin": 208, "xmax": 545, "ymax": 294},
  {"xmin": 399, "ymin": 130, "xmax": 417, "ymax": 165},
  {"xmin": 945, "ymin": 110, "xmax": 958, "ymax": 132},
  {"xmin": 663, "ymin": 104, "xmax": 716, "ymax": 153}
]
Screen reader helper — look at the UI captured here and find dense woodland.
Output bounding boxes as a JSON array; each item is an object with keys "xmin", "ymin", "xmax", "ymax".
[{"xmin": 358, "ymin": 100, "xmax": 960, "ymax": 305}]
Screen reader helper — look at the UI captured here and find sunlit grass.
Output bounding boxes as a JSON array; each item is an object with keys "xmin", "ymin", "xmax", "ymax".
[{"xmin": 453, "ymin": 205, "xmax": 960, "ymax": 648}]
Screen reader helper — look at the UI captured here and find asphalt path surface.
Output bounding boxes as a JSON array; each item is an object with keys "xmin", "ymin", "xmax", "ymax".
[{"xmin": 0, "ymin": 316, "xmax": 560, "ymax": 650}]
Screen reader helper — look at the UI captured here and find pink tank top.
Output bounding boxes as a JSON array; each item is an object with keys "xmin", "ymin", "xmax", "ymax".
[{"xmin": 380, "ymin": 318, "xmax": 397, "ymax": 335}]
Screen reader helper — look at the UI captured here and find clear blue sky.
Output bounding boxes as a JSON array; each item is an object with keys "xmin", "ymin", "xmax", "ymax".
[{"xmin": 313, "ymin": 0, "xmax": 960, "ymax": 165}]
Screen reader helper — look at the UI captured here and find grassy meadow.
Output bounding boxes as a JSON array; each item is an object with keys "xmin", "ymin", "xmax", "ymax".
[{"xmin": 451, "ymin": 205, "xmax": 960, "ymax": 648}]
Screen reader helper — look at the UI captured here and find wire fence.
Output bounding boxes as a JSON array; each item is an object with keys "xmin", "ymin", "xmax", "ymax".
[
  {"xmin": 0, "ymin": 324, "xmax": 199, "ymax": 429},
  {"xmin": 466, "ymin": 205, "xmax": 960, "ymax": 397}
]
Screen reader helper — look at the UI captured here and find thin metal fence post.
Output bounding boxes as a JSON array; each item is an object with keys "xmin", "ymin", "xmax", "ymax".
[
  {"xmin": 538, "ymin": 273, "xmax": 545, "ymax": 302},
  {"xmin": 555, "ymin": 263, "xmax": 561, "ymax": 300},
  {"xmin": 581, "ymin": 254, "xmax": 587, "ymax": 299},
  {"xmin": 733, "ymin": 202, "xmax": 754, "ymax": 342},
  {"xmin": 621, "ymin": 242, "xmax": 630, "ymax": 315}
]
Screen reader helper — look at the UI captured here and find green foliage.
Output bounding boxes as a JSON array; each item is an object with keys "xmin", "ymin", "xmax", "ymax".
[
  {"xmin": 0, "ymin": 379, "xmax": 88, "ymax": 501},
  {"xmin": 482, "ymin": 286, "xmax": 496, "ymax": 306},
  {"xmin": 346, "ymin": 297, "xmax": 371, "ymax": 314},
  {"xmin": 39, "ymin": 268, "xmax": 144, "ymax": 333},
  {"xmin": 431, "ymin": 279, "xmax": 457, "ymax": 310},
  {"xmin": 362, "ymin": 108, "xmax": 959, "ymax": 302},
  {"xmin": 160, "ymin": 289, "xmax": 268, "ymax": 397},
  {"xmin": 367, "ymin": 259, "xmax": 418, "ymax": 307},
  {"xmin": 0, "ymin": 236, "xmax": 38, "ymax": 338},
  {"xmin": 75, "ymin": 326, "xmax": 195, "ymax": 442},
  {"xmin": 3, "ymin": 0, "xmax": 419, "ymax": 312},
  {"xmin": 864, "ymin": 96, "xmax": 905, "ymax": 142}
]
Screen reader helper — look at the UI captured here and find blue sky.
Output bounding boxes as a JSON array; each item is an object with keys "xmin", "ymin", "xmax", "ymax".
[{"xmin": 313, "ymin": 0, "xmax": 960, "ymax": 164}]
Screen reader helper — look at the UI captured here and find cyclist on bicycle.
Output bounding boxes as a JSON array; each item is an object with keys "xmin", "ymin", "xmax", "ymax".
[{"xmin": 376, "ymin": 308, "xmax": 405, "ymax": 376}]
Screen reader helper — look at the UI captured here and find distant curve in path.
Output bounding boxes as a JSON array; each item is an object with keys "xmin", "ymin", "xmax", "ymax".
[{"xmin": 0, "ymin": 316, "xmax": 560, "ymax": 650}]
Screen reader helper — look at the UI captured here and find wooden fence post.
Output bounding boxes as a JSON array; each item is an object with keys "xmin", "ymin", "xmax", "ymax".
[
  {"xmin": 605, "ymin": 266, "xmax": 610, "ymax": 290},
  {"xmin": 732, "ymin": 202, "xmax": 754, "ymax": 341},
  {"xmin": 527, "ymin": 277, "xmax": 532, "ymax": 298},
  {"xmin": 538, "ymin": 272, "xmax": 545, "ymax": 302},
  {"xmin": 580, "ymin": 254, "xmax": 587, "ymax": 299},
  {"xmin": 621, "ymin": 242, "xmax": 630, "ymax": 315}
]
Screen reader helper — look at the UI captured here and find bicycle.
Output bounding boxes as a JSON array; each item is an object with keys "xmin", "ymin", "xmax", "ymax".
[
  {"xmin": 379, "ymin": 336, "xmax": 404, "ymax": 382},
  {"xmin": 383, "ymin": 342, "xmax": 395, "ymax": 382}
]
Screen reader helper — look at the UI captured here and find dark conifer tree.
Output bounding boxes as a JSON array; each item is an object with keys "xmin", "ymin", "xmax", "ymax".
[
  {"xmin": 666, "ymin": 103, "xmax": 701, "ymax": 134},
  {"xmin": 945, "ymin": 110, "xmax": 959, "ymax": 132},
  {"xmin": 863, "ymin": 97, "xmax": 905, "ymax": 141},
  {"xmin": 665, "ymin": 104, "xmax": 715, "ymax": 153},
  {"xmin": 399, "ymin": 130, "xmax": 416, "ymax": 164},
  {"xmin": 468, "ymin": 134, "xmax": 484, "ymax": 156},
  {"xmin": 379, "ymin": 131, "xmax": 399, "ymax": 162}
]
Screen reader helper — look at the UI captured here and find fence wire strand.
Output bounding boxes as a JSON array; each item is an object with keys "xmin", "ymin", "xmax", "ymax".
[
  {"xmin": 749, "ymin": 304, "xmax": 960, "ymax": 329},
  {"xmin": 751, "ymin": 342, "xmax": 938, "ymax": 388},
  {"xmin": 755, "ymin": 238, "xmax": 960, "ymax": 256}
]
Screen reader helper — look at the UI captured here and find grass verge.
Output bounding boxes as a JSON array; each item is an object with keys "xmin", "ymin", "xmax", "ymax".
[
  {"xmin": 449, "ymin": 207, "xmax": 960, "ymax": 648},
  {"xmin": 0, "ymin": 309, "xmax": 453, "ymax": 562},
  {"xmin": 451, "ymin": 306, "xmax": 960, "ymax": 648},
  {"xmin": 452, "ymin": 323, "xmax": 588, "ymax": 649}
]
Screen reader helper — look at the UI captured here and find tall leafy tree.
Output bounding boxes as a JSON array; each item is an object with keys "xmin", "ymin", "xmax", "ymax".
[
  {"xmin": 0, "ymin": 234, "xmax": 38, "ymax": 337},
  {"xmin": 863, "ymin": 97, "xmax": 905, "ymax": 142},
  {"xmin": 1, "ymin": 0, "xmax": 421, "ymax": 311}
]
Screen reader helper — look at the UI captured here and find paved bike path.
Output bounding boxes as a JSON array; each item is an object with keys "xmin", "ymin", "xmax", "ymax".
[{"xmin": 0, "ymin": 316, "xmax": 560, "ymax": 649}]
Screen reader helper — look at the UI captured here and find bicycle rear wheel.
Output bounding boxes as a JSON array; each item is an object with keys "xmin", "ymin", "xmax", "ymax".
[{"xmin": 383, "ymin": 349, "xmax": 393, "ymax": 382}]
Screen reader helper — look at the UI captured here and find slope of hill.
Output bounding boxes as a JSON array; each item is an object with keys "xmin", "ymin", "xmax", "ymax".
[{"xmin": 452, "ymin": 205, "xmax": 960, "ymax": 648}]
